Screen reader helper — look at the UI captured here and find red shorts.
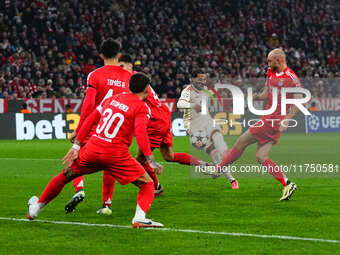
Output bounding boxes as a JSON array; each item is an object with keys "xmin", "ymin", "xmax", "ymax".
[
  {"xmin": 147, "ymin": 126, "xmax": 173, "ymax": 148},
  {"xmin": 71, "ymin": 142, "xmax": 145, "ymax": 185},
  {"xmin": 147, "ymin": 105, "xmax": 173, "ymax": 148},
  {"xmin": 249, "ymin": 118, "xmax": 282, "ymax": 145}
]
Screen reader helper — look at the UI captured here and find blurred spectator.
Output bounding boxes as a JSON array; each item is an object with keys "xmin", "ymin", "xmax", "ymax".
[
  {"xmin": 65, "ymin": 104, "xmax": 74, "ymax": 113},
  {"xmin": 20, "ymin": 103, "xmax": 32, "ymax": 114},
  {"xmin": 0, "ymin": 0, "xmax": 339, "ymax": 99},
  {"xmin": 308, "ymin": 102, "xmax": 320, "ymax": 112}
]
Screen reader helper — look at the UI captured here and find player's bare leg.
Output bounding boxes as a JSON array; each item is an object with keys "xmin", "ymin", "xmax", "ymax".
[
  {"xmin": 210, "ymin": 130, "xmax": 238, "ymax": 189},
  {"xmin": 256, "ymin": 142, "xmax": 297, "ymax": 201},
  {"xmin": 27, "ymin": 167, "xmax": 79, "ymax": 220},
  {"xmin": 131, "ymin": 172, "xmax": 163, "ymax": 228}
]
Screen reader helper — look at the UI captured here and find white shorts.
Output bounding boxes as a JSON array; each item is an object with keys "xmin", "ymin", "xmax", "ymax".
[{"xmin": 187, "ymin": 115, "xmax": 221, "ymax": 150}]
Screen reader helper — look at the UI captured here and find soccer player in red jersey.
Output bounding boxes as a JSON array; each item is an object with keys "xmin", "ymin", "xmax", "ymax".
[
  {"xmin": 27, "ymin": 73, "xmax": 164, "ymax": 228},
  {"xmin": 96, "ymin": 55, "xmax": 208, "ymax": 214},
  {"xmin": 217, "ymin": 48, "xmax": 301, "ymax": 200},
  {"xmin": 65, "ymin": 38, "xmax": 132, "ymax": 213}
]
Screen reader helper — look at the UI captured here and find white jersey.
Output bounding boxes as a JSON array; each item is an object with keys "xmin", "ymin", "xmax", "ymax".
[
  {"xmin": 177, "ymin": 84, "xmax": 213, "ymax": 130},
  {"xmin": 177, "ymin": 84, "xmax": 229, "ymax": 167}
]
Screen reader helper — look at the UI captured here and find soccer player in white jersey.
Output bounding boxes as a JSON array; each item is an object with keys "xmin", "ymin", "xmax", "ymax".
[{"xmin": 177, "ymin": 70, "xmax": 239, "ymax": 189}]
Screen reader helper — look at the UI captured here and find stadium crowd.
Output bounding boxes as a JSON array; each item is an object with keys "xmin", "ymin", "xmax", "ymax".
[{"xmin": 0, "ymin": 0, "xmax": 339, "ymax": 100}]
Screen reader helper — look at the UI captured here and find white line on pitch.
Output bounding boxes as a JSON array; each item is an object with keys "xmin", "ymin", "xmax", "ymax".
[
  {"xmin": 0, "ymin": 217, "xmax": 339, "ymax": 244},
  {"xmin": 0, "ymin": 158, "xmax": 178, "ymax": 165}
]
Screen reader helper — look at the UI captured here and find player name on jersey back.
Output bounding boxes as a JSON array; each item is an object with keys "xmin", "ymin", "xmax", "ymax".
[
  {"xmin": 106, "ymin": 79, "xmax": 126, "ymax": 88},
  {"xmin": 109, "ymin": 99, "xmax": 129, "ymax": 112}
]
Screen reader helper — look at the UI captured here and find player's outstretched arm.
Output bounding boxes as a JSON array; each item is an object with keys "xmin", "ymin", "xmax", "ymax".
[
  {"xmin": 279, "ymin": 93, "xmax": 302, "ymax": 132},
  {"xmin": 72, "ymin": 86, "xmax": 97, "ymax": 142},
  {"xmin": 177, "ymin": 87, "xmax": 191, "ymax": 109},
  {"xmin": 253, "ymin": 86, "xmax": 269, "ymax": 101},
  {"xmin": 177, "ymin": 99, "xmax": 191, "ymax": 109},
  {"xmin": 62, "ymin": 109, "xmax": 101, "ymax": 167},
  {"xmin": 76, "ymin": 108, "xmax": 101, "ymax": 143}
]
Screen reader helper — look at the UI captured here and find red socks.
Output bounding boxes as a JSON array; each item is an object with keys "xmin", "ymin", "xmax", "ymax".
[
  {"xmin": 219, "ymin": 147, "xmax": 243, "ymax": 166},
  {"xmin": 72, "ymin": 176, "xmax": 84, "ymax": 193},
  {"xmin": 262, "ymin": 158, "xmax": 288, "ymax": 186},
  {"xmin": 136, "ymin": 181, "xmax": 154, "ymax": 213},
  {"xmin": 144, "ymin": 162, "xmax": 159, "ymax": 189},
  {"xmin": 38, "ymin": 171, "xmax": 69, "ymax": 204},
  {"xmin": 102, "ymin": 171, "xmax": 115, "ymax": 207},
  {"xmin": 173, "ymin": 152, "xmax": 201, "ymax": 165},
  {"xmin": 100, "ymin": 164, "xmax": 157, "ymax": 208}
]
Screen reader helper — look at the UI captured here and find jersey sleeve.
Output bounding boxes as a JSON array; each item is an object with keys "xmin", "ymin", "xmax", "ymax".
[
  {"xmin": 265, "ymin": 68, "xmax": 272, "ymax": 89},
  {"xmin": 286, "ymin": 70, "xmax": 302, "ymax": 88},
  {"xmin": 76, "ymin": 107, "xmax": 101, "ymax": 143},
  {"xmin": 75, "ymin": 71, "xmax": 99, "ymax": 133},
  {"xmin": 177, "ymin": 86, "xmax": 191, "ymax": 109},
  {"xmin": 76, "ymin": 86, "xmax": 97, "ymax": 133},
  {"xmin": 134, "ymin": 104, "xmax": 152, "ymax": 156},
  {"xmin": 86, "ymin": 70, "xmax": 97, "ymax": 90}
]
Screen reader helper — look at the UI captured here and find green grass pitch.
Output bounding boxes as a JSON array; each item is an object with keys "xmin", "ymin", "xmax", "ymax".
[{"xmin": 0, "ymin": 133, "xmax": 340, "ymax": 254}]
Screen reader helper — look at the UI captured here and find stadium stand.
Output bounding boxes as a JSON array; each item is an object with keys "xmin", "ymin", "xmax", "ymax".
[{"xmin": 0, "ymin": 0, "xmax": 339, "ymax": 100}]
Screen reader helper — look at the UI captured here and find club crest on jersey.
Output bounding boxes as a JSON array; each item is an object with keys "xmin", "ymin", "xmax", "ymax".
[{"xmin": 278, "ymin": 78, "xmax": 283, "ymax": 86}]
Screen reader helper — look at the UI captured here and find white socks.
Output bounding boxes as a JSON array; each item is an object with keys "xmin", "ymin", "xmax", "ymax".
[
  {"xmin": 133, "ymin": 204, "xmax": 146, "ymax": 221},
  {"xmin": 211, "ymin": 131, "xmax": 228, "ymax": 155}
]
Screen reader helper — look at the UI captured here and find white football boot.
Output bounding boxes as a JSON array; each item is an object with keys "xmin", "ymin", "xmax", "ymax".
[
  {"xmin": 27, "ymin": 196, "xmax": 42, "ymax": 220},
  {"xmin": 132, "ymin": 218, "xmax": 164, "ymax": 228}
]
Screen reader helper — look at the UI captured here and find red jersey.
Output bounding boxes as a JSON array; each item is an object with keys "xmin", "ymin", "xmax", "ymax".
[
  {"xmin": 77, "ymin": 92, "xmax": 152, "ymax": 156},
  {"xmin": 264, "ymin": 67, "xmax": 301, "ymax": 120},
  {"xmin": 87, "ymin": 65, "xmax": 131, "ymax": 106},
  {"xmin": 145, "ymin": 86, "xmax": 171, "ymax": 132},
  {"xmin": 76, "ymin": 65, "xmax": 132, "ymax": 134},
  {"xmin": 146, "ymin": 86, "xmax": 171, "ymax": 119},
  {"xmin": 146, "ymin": 86, "xmax": 162, "ymax": 108}
]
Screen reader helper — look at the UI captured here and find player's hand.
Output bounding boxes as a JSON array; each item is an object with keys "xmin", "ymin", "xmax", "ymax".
[
  {"xmin": 279, "ymin": 123, "xmax": 288, "ymax": 132},
  {"xmin": 146, "ymin": 155, "xmax": 164, "ymax": 175},
  {"xmin": 62, "ymin": 148, "xmax": 79, "ymax": 168},
  {"xmin": 70, "ymin": 131, "xmax": 77, "ymax": 143}
]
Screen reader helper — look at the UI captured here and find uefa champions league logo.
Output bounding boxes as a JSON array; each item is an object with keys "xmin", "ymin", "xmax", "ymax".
[{"xmin": 307, "ymin": 115, "xmax": 320, "ymax": 131}]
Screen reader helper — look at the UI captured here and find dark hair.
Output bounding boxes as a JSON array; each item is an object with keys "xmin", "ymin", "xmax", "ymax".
[
  {"xmin": 192, "ymin": 69, "xmax": 206, "ymax": 78},
  {"xmin": 129, "ymin": 72, "xmax": 150, "ymax": 93},
  {"xmin": 311, "ymin": 102, "xmax": 316, "ymax": 107},
  {"xmin": 22, "ymin": 103, "xmax": 27, "ymax": 109},
  {"xmin": 119, "ymin": 54, "xmax": 133, "ymax": 64},
  {"xmin": 100, "ymin": 38, "xmax": 121, "ymax": 59}
]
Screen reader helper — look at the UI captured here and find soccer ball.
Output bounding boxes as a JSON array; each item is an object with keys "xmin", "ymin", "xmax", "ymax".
[{"xmin": 190, "ymin": 130, "xmax": 209, "ymax": 149}]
